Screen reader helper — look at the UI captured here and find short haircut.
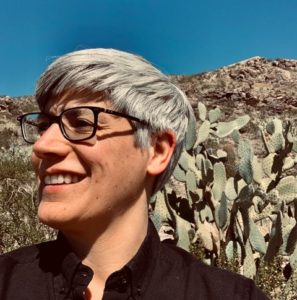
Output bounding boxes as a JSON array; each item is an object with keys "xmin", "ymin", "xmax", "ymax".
[{"xmin": 35, "ymin": 48, "xmax": 195, "ymax": 194}]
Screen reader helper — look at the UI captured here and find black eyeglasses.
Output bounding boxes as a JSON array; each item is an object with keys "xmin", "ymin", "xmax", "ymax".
[{"xmin": 17, "ymin": 106, "xmax": 145, "ymax": 144}]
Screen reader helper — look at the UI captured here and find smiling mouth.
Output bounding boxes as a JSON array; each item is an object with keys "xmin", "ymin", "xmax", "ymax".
[{"xmin": 44, "ymin": 174, "xmax": 82, "ymax": 185}]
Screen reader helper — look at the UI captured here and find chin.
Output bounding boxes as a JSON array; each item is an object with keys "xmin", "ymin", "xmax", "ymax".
[
  {"xmin": 37, "ymin": 202, "xmax": 75, "ymax": 231},
  {"xmin": 38, "ymin": 212, "xmax": 64, "ymax": 230}
]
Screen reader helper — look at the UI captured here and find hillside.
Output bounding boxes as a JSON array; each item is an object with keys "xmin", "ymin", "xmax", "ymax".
[
  {"xmin": 1, "ymin": 56, "xmax": 297, "ymax": 145},
  {"xmin": 172, "ymin": 56, "xmax": 297, "ymax": 119}
]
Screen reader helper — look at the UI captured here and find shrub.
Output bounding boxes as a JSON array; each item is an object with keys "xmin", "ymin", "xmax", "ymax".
[
  {"xmin": 0, "ymin": 128, "xmax": 18, "ymax": 149},
  {"xmin": 0, "ymin": 146, "xmax": 55, "ymax": 254}
]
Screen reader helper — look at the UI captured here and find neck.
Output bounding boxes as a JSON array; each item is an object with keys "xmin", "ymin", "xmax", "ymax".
[{"xmin": 62, "ymin": 197, "xmax": 149, "ymax": 285}]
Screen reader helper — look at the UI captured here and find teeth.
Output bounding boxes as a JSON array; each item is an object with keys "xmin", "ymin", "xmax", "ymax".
[
  {"xmin": 51, "ymin": 176, "xmax": 58, "ymax": 184},
  {"xmin": 44, "ymin": 176, "xmax": 51, "ymax": 185},
  {"xmin": 57, "ymin": 175, "xmax": 64, "ymax": 184},
  {"xmin": 44, "ymin": 174, "xmax": 80, "ymax": 185},
  {"xmin": 64, "ymin": 174, "xmax": 71, "ymax": 184}
]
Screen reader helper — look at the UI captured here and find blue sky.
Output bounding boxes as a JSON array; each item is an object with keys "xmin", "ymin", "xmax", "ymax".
[{"xmin": 1, "ymin": 0, "xmax": 297, "ymax": 96}]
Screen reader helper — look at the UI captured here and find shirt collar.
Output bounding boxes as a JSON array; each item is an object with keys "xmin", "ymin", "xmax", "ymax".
[{"xmin": 51, "ymin": 219, "xmax": 160, "ymax": 298}]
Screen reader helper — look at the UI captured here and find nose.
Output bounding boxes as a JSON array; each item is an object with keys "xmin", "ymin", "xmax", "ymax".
[{"xmin": 32, "ymin": 123, "xmax": 71, "ymax": 159}]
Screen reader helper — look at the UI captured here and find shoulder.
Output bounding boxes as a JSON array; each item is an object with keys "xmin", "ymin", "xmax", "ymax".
[
  {"xmin": 0, "ymin": 239, "xmax": 58, "ymax": 274},
  {"xmin": 0, "ymin": 245, "xmax": 38, "ymax": 270},
  {"xmin": 0, "ymin": 241, "xmax": 59, "ymax": 299},
  {"xmin": 159, "ymin": 242, "xmax": 239, "ymax": 280},
  {"xmin": 157, "ymin": 242, "xmax": 268, "ymax": 299}
]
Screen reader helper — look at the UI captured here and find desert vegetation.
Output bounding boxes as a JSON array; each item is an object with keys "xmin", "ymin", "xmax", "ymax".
[
  {"xmin": 151, "ymin": 102, "xmax": 297, "ymax": 299},
  {"xmin": 0, "ymin": 133, "xmax": 55, "ymax": 253}
]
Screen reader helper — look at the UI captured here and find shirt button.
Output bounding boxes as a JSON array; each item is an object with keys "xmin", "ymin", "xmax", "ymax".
[{"xmin": 117, "ymin": 276, "xmax": 128, "ymax": 292}]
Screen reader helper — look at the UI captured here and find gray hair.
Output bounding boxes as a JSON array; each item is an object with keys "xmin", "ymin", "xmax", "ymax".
[{"xmin": 35, "ymin": 48, "xmax": 195, "ymax": 194}]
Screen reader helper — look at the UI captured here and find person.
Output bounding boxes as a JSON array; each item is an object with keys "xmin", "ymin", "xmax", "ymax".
[{"xmin": 0, "ymin": 48, "xmax": 268, "ymax": 299}]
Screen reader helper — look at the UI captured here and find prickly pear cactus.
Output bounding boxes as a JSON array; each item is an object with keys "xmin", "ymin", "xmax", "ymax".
[{"xmin": 151, "ymin": 101, "xmax": 297, "ymax": 295}]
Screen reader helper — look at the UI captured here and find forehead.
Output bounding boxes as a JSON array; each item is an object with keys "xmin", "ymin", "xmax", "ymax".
[{"xmin": 44, "ymin": 91, "xmax": 111, "ymax": 114}]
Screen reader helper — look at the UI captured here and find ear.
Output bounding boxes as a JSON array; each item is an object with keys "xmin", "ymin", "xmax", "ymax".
[{"xmin": 147, "ymin": 130, "xmax": 176, "ymax": 176}]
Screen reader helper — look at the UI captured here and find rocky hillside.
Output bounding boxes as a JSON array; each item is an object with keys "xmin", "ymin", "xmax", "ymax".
[
  {"xmin": 1, "ymin": 56, "xmax": 297, "ymax": 143},
  {"xmin": 0, "ymin": 96, "xmax": 36, "ymax": 130},
  {"xmin": 172, "ymin": 57, "xmax": 297, "ymax": 121}
]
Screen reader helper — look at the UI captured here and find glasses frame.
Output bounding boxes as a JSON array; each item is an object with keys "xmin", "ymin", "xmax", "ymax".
[{"xmin": 17, "ymin": 106, "xmax": 145, "ymax": 144}]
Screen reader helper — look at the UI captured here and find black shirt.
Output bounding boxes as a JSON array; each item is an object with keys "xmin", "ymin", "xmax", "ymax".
[{"xmin": 0, "ymin": 221, "xmax": 269, "ymax": 299}]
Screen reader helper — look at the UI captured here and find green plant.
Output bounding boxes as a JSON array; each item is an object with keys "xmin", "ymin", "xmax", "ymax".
[
  {"xmin": 151, "ymin": 102, "xmax": 297, "ymax": 298},
  {"xmin": 0, "ymin": 146, "xmax": 55, "ymax": 253}
]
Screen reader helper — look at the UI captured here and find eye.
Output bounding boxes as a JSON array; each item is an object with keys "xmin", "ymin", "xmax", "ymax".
[
  {"xmin": 64, "ymin": 117, "xmax": 94, "ymax": 134},
  {"xmin": 72, "ymin": 118, "xmax": 94, "ymax": 128}
]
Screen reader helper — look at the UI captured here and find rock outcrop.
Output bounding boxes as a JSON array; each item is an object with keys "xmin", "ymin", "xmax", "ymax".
[{"xmin": 171, "ymin": 57, "xmax": 297, "ymax": 122}]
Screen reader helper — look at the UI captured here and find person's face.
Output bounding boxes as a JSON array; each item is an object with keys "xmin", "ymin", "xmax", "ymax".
[{"xmin": 32, "ymin": 93, "xmax": 153, "ymax": 233}]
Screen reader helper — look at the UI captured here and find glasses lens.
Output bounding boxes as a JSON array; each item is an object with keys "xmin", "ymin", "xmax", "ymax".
[
  {"xmin": 61, "ymin": 108, "xmax": 95, "ymax": 141},
  {"xmin": 22, "ymin": 113, "xmax": 49, "ymax": 143}
]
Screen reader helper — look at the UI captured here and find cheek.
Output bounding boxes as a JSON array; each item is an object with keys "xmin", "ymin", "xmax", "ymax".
[{"xmin": 78, "ymin": 137, "xmax": 149, "ymax": 186}]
